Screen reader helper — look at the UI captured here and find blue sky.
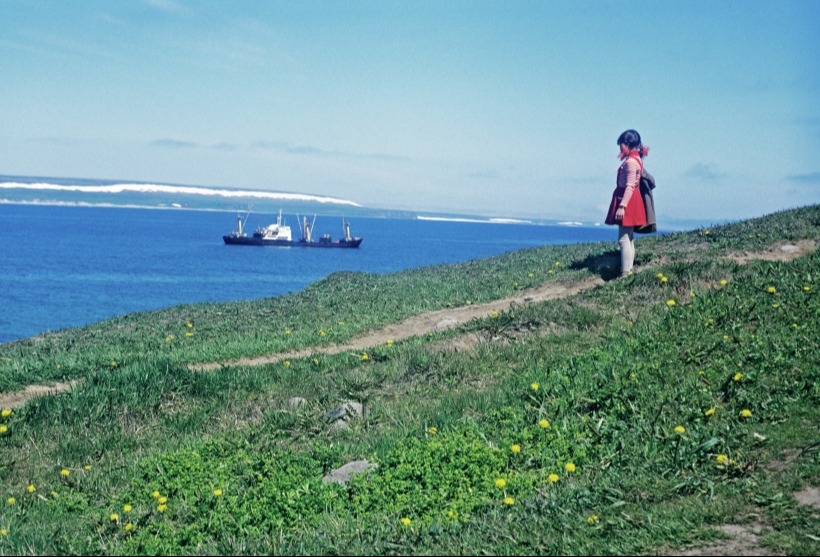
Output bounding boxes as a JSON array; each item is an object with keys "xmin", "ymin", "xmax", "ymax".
[{"xmin": 2, "ymin": 0, "xmax": 818, "ymax": 225}]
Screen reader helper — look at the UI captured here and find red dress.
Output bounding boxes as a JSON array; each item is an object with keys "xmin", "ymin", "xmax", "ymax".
[{"xmin": 605, "ymin": 154, "xmax": 647, "ymax": 227}]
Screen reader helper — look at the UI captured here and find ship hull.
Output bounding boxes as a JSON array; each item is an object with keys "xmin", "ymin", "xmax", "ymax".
[{"xmin": 223, "ymin": 235, "xmax": 362, "ymax": 248}]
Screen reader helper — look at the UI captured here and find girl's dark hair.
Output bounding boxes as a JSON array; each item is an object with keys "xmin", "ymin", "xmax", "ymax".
[
  {"xmin": 617, "ymin": 129, "xmax": 641, "ymax": 149},
  {"xmin": 617, "ymin": 129, "xmax": 649, "ymax": 157}
]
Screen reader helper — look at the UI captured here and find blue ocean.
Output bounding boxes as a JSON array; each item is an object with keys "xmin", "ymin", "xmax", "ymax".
[{"xmin": 0, "ymin": 183, "xmax": 616, "ymax": 344}]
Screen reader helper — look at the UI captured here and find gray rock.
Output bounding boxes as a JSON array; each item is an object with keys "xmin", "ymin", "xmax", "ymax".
[
  {"xmin": 780, "ymin": 244, "xmax": 799, "ymax": 253},
  {"xmin": 322, "ymin": 459, "xmax": 378, "ymax": 485},
  {"xmin": 323, "ymin": 401, "xmax": 363, "ymax": 422}
]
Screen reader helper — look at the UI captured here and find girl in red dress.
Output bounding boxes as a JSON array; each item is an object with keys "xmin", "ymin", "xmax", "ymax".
[{"xmin": 605, "ymin": 129, "xmax": 649, "ymax": 277}]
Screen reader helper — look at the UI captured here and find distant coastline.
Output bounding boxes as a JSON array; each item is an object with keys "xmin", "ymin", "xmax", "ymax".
[{"xmin": 0, "ymin": 174, "xmax": 713, "ymax": 230}]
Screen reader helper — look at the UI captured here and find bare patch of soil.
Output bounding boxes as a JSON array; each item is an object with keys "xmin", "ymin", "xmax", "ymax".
[
  {"xmin": 0, "ymin": 380, "xmax": 78, "ymax": 410},
  {"xmin": 728, "ymin": 239, "xmax": 816, "ymax": 265},
  {"xmin": 662, "ymin": 524, "xmax": 774, "ymax": 556},
  {"xmin": 794, "ymin": 486, "xmax": 820, "ymax": 510}
]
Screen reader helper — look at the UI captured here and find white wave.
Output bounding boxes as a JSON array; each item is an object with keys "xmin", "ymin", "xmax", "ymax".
[
  {"xmin": 557, "ymin": 221, "xmax": 584, "ymax": 226},
  {"xmin": 488, "ymin": 218, "xmax": 532, "ymax": 224},
  {"xmin": 0, "ymin": 182, "xmax": 361, "ymax": 207},
  {"xmin": 416, "ymin": 215, "xmax": 531, "ymax": 224}
]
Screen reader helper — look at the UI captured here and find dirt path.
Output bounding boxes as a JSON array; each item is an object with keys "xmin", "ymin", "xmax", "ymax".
[
  {"xmin": 2, "ymin": 239, "xmax": 814, "ymax": 407},
  {"xmin": 0, "ymin": 381, "xmax": 79, "ymax": 410},
  {"xmin": 0, "ymin": 277, "xmax": 601, "ymax": 410},
  {"xmin": 189, "ymin": 276, "xmax": 605, "ymax": 372}
]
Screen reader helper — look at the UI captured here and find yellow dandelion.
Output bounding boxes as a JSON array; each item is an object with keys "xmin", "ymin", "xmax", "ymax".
[
  {"xmin": 539, "ymin": 419, "xmax": 550, "ymax": 429},
  {"xmin": 60, "ymin": 469, "xmax": 70, "ymax": 478},
  {"xmin": 84, "ymin": 465, "xmax": 92, "ymax": 471},
  {"xmin": 703, "ymin": 229, "xmax": 710, "ymax": 235},
  {"xmin": 26, "ymin": 484, "xmax": 35, "ymax": 493},
  {"xmin": 503, "ymin": 496, "xmax": 515, "ymax": 505},
  {"xmin": 401, "ymin": 517, "xmax": 412, "ymax": 526},
  {"xmin": 720, "ymin": 280, "xmax": 728, "ymax": 286},
  {"xmin": 804, "ymin": 285, "xmax": 811, "ymax": 292},
  {"xmin": 772, "ymin": 303, "xmax": 779, "ymax": 308},
  {"xmin": 661, "ymin": 276, "xmax": 668, "ymax": 283},
  {"xmin": 733, "ymin": 372, "xmax": 743, "ymax": 381},
  {"xmin": 427, "ymin": 426, "xmax": 437, "ymax": 435},
  {"xmin": 111, "ymin": 360, "xmax": 117, "ymax": 367},
  {"xmin": 109, "ymin": 513, "xmax": 119, "ymax": 522},
  {"xmin": 656, "ymin": 272, "xmax": 664, "ymax": 279},
  {"xmin": 565, "ymin": 462, "xmax": 576, "ymax": 473},
  {"xmin": 716, "ymin": 454, "xmax": 729, "ymax": 464},
  {"xmin": 767, "ymin": 286, "xmax": 776, "ymax": 294},
  {"xmin": 6, "ymin": 497, "xmax": 14, "ymax": 505},
  {"xmin": 740, "ymin": 409, "xmax": 752, "ymax": 418},
  {"xmin": 511, "ymin": 444, "xmax": 521, "ymax": 454},
  {"xmin": 157, "ymin": 496, "xmax": 168, "ymax": 505},
  {"xmin": 213, "ymin": 488, "xmax": 223, "ymax": 497},
  {"xmin": 587, "ymin": 514, "xmax": 599, "ymax": 524},
  {"xmin": 491, "ymin": 310, "xmax": 499, "ymax": 317},
  {"xmin": 548, "ymin": 269, "xmax": 554, "ymax": 274},
  {"xmin": 151, "ymin": 490, "xmax": 160, "ymax": 499},
  {"xmin": 1, "ymin": 409, "xmax": 12, "ymax": 418},
  {"xmin": 674, "ymin": 425, "xmax": 685, "ymax": 434},
  {"xmin": 185, "ymin": 332, "xmax": 193, "ymax": 337},
  {"xmin": 0, "ymin": 425, "xmax": 8, "ymax": 434},
  {"xmin": 361, "ymin": 352, "xmax": 369, "ymax": 360},
  {"xmin": 555, "ymin": 261, "xmax": 562, "ymax": 267},
  {"xmin": 123, "ymin": 504, "xmax": 132, "ymax": 513},
  {"xmin": 0, "ymin": 528, "xmax": 6, "ymax": 536},
  {"xmin": 283, "ymin": 360, "xmax": 291, "ymax": 367},
  {"xmin": 666, "ymin": 299, "xmax": 676, "ymax": 307},
  {"xmin": 495, "ymin": 478, "xmax": 507, "ymax": 489},
  {"xmin": 386, "ymin": 338, "xmax": 393, "ymax": 346},
  {"xmin": 165, "ymin": 335, "xmax": 173, "ymax": 342},
  {"xmin": 157, "ymin": 504, "xmax": 167, "ymax": 513},
  {"xmin": 319, "ymin": 330, "xmax": 325, "ymax": 336},
  {"xmin": 705, "ymin": 407, "xmax": 716, "ymax": 417},
  {"xmin": 548, "ymin": 473, "xmax": 560, "ymax": 483},
  {"xmin": 124, "ymin": 522, "xmax": 134, "ymax": 532},
  {"xmin": 530, "ymin": 382, "xmax": 539, "ymax": 392},
  {"xmin": 528, "ymin": 272, "xmax": 534, "ymax": 278},
  {"xmin": 284, "ymin": 329, "xmax": 291, "ymax": 335}
]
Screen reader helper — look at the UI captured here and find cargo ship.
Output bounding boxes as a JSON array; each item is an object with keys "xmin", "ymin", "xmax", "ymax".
[{"xmin": 223, "ymin": 210, "xmax": 362, "ymax": 248}]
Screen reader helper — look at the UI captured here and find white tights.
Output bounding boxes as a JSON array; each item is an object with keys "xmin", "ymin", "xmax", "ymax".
[{"xmin": 618, "ymin": 225, "xmax": 635, "ymax": 277}]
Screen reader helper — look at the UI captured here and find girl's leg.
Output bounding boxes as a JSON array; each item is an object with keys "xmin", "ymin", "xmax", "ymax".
[{"xmin": 618, "ymin": 225, "xmax": 635, "ymax": 276}]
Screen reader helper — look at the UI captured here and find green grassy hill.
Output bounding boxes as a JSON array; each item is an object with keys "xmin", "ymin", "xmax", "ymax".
[{"xmin": 0, "ymin": 205, "xmax": 817, "ymax": 555}]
